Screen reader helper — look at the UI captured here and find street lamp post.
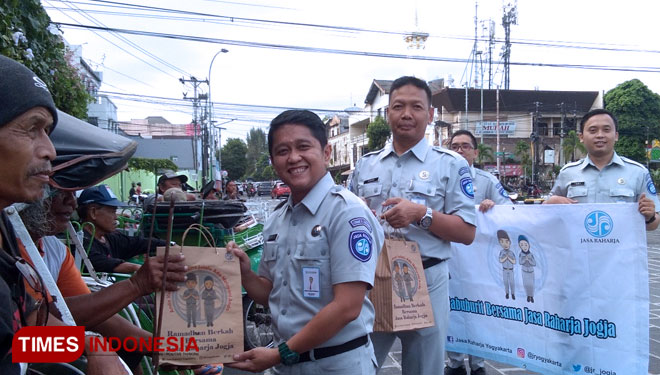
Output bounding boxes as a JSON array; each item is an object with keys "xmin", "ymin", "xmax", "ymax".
[{"xmin": 207, "ymin": 48, "xmax": 229, "ymax": 183}]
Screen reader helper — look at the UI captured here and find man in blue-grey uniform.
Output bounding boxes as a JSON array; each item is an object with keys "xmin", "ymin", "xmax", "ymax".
[
  {"xmin": 228, "ymin": 109, "xmax": 384, "ymax": 374},
  {"xmin": 545, "ymin": 109, "xmax": 660, "ymax": 231},
  {"xmin": 445, "ymin": 130, "xmax": 511, "ymax": 375},
  {"xmin": 350, "ymin": 76, "xmax": 476, "ymax": 375}
]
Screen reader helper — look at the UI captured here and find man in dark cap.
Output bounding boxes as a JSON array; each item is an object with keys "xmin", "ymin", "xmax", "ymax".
[
  {"xmin": 77, "ymin": 185, "xmax": 168, "ymax": 273},
  {"xmin": 0, "ymin": 55, "xmax": 126, "ymax": 374},
  {"xmin": 156, "ymin": 170, "xmax": 196, "ymax": 201}
]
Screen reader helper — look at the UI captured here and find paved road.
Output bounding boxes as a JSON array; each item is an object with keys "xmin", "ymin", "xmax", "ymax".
[{"xmin": 227, "ymin": 198, "xmax": 660, "ymax": 374}]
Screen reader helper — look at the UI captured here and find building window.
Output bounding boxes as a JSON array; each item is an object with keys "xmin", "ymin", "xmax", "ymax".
[
  {"xmin": 87, "ymin": 117, "xmax": 98, "ymax": 126},
  {"xmin": 552, "ymin": 120, "xmax": 561, "ymax": 136},
  {"xmin": 537, "ymin": 122, "xmax": 548, "ymax": 136}
]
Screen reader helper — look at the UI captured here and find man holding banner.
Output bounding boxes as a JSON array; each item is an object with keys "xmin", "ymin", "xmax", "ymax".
[
  {"xmin": 545, "ymin": 108, "xmax": 660, "ymax": 231},
  {"xmin": 350, "ymin": 76, "xmax": 476, "ymax": 375},
  {"xmin": 445, "ymin": 130, "xmax": 512, "ymax": 375}
]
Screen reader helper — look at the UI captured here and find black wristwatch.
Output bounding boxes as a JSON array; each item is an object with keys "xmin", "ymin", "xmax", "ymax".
[
  {"xmin": 278, "ymin": 342, "xmax": 300, "ymax": 366},
  {"xmin": 418, "ymin": 207, "xmax": 433, "ymax": 230},
  {"xmin": 646, "ymin": 214, "xmax": 657, "ymax": 224}
]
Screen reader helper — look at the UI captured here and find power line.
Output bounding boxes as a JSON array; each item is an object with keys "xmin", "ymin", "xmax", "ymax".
[
  {"xmin": 49, "ymin": 0, "xmax": 660, "ymax": 57},
  {"xmin": 49, "ymin": 0, "xmax": 190, "ymax": 78},
  {"xmin": 54, "ymin": 22, "xmax": 660, "ymax": 74}
]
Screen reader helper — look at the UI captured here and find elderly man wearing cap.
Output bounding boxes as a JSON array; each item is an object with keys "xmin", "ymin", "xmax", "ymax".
[
  {"xmin": 0, "ymin": 55, "xmax": 126, "ymax": 374},
  {"xmin": 156, "ymin": 171, "xmax": 196, "ymax": 201},
  {"xmin": 78, "ymin": 185, "xmax": 168, "ymax": 273}
]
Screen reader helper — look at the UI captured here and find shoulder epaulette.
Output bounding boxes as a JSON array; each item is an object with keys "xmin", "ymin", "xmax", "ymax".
[
  {"xmin": 362, "ymin": 148, "xmax": 383, "ymax": 158},
  {"xmin": 431, "ymin": 146, "xmax": 462, "ymax": 159},
  {"xmin": 560, "ymin": 159, "xmax": 583, "ymax": 171},
  {"xmin": 620, "ymin": 156, "xmax": 646, "ymax": 170}
]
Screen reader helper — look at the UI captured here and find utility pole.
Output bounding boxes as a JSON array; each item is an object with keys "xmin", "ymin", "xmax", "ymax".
[
  {"xmin": 180, "ymin": 76, "xmax": 209, "ymax": 186},
  {"xmin": 496, "ymin": 86, "xmax": 501, "ymax": 177},
  {"xmin": 531, "ymin": 101, "xmax": 541, "ymax": 185},
  {"xmin": 559, "ymin": 102, "xmax": 566, "ymax": 166}
]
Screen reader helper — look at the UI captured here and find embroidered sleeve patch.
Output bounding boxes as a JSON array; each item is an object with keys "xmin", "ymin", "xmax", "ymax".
[
  {"xmin": 460, "ymin": 177, "xmax": 475, "ymax": 199},
  {"xmin": 349, "ymin": 217, "xmax": 373, "ymax": 232},
  {"xmin": 349, "ymin": 231, "xmax": 373, "ymax": 262},
  {"xmin": 646, "ymin": 173, "xmax": 657, "ymax": 195}
]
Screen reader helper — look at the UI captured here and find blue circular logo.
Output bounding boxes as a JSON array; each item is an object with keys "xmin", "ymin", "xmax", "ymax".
[
  {"xmin": 460, "ymin": 177, "xmax": 475, "ymax": 199},
  {"xmin": 349, "ymin": 231, "xmax": 372, "ymax": 262},
  {"xmin": 647, "ymin": 178, "xmax": 657, "ymax": 195},
  {"xmin": 584, "ymin": 211, "xmax": 613, "ymax": 238}
]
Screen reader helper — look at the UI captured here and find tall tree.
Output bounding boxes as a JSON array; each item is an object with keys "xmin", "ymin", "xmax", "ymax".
[
  {"xmin": 245, "ymin": 127, "xmax": 268, "ymax": 177},
  {"xmin": 562, "ymin": 130, "xmax": 586, "ymax": 162},
  {"xmin": 515, "ymin": 140, "xmax": 532, "ymax": 178},
  {"xmin": 1, "ymin": 0, "xmax": 91, "ymax": 118},
  {"xmin": 220, "ymin": 138, "xmax": 248, "ymax": 180},
  {"xmin": 367, "ymin": 116, "xmax": 391, "ymax": 151},
  {"xmin": 604, "ymin": 79, "xmax": 660, "ymax": 163},
  {"xmin": 476, "ymin": 143, "xmax": 494, "ymax": 166},
  {"xmin": 253, "ymin": 154, "xmax": 276, "ymax": 181}
]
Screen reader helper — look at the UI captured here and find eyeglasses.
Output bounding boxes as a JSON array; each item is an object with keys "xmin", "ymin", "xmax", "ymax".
[{"xmin": 450, "ymin": 143, "xmax": 475, "ymax": 151}]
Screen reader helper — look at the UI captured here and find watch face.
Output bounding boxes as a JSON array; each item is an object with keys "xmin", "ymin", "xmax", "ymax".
[{"xmin": 421, "ymin": 216, "xmax": 432, "ymax": 229}]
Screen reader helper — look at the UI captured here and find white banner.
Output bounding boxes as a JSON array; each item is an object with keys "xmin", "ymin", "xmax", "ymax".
[
  {"xmin": 447, "ymin": 203, "xmax": 649, "ymax": 374},
  {"xmin": 475, "ymin": 121, "xmax": 516, "ymax": 135}
]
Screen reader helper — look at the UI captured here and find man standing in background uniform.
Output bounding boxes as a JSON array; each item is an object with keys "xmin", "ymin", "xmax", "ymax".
[
  {"xmin": 545, "ymin": 109, "xmax": 659, "ymax": 231},
  {"xmin": 351, "ymin": 76, "xmax": 476, "ymax": 375},
  {"xmin": 228, "ymin": 109, "xmax": 384, "ymax": 374},
  {"xmin": 445, "ymin": 130, "xmax": 511, "ymax": 375}
]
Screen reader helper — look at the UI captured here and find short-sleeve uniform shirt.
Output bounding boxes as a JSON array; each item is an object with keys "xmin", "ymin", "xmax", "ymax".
[
  {"xmin": 350, "ymin": 138, "xmax": 476, "ymax": 260},
  {"xmin": 258, "ymin": 173, "xmax": 384, "ymax": 346},
  {"xmin": 551, "ymin": 152, "xmax": 660, "ymax": 209},
  {"xmin": 472, "ymin": 167, "xmax": 512, "ymax": 205}
]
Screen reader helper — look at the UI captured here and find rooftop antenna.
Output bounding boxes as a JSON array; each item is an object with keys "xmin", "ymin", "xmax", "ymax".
[{"xmin": 501, "ymin": 0, "xmax": 518, "ymax": 90}]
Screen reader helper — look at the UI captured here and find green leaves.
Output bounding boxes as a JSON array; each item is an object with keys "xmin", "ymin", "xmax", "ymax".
[
  {"xmin": 366, "ymin": 116, "xmax": 391, "ymax": 152},
  {"xmin": 1, "ymin": 0, "xmax": 91, "ymax": 118},
  {"xmin": 128, "ymin": 158, "xmax": 178, "ymax": 173}
]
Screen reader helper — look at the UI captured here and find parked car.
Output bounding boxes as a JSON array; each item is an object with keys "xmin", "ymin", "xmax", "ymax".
[
  {"xmin": 257, "ymin": 182, "xmax": 272, "ymax": 196},
  {"xmin": 271, "ymin": 182, "xmax": 291, "ymax": 199}
]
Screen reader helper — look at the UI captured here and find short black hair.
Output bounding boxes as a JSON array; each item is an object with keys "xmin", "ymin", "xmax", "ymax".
[
  {"xmin": 580, "ymin": 108, "xmax": 618, "ymax": 133},
  {"xmin": 497, "ymin": 229, "xmax": 510, "ymax": 240},
  {"xmin": 268, "ymin": 110, "xmax": 327, "ymax": 156},
  {"xmin": 389, "ymin": 76, "xmax": 432, "ymax": 107},
  {"xmin": 450, "ymin": 129, "xmax": 478, "ymax": 149}
]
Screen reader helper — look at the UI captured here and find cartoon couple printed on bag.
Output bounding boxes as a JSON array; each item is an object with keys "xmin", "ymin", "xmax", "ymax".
[
  {"xmin": 182, "ymin": 272, "xmax": 219, "ymax": 327},
  {"xmin": 497, "ymin": 230, "xmax": 537, "ymax": 303}
]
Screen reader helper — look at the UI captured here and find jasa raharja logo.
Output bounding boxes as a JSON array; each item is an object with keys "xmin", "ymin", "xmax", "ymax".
[{"xmin": 581, "ymin": 211, "xmax": 619, "ymax": 244}]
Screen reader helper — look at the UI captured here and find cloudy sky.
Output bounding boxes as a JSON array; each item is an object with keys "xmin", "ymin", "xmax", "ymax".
[{"xmin": 44, "ymin": 0, "xmax": 660, "ymax": 141}]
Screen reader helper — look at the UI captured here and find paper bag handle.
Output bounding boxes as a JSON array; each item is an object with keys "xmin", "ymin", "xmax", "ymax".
[{"xmin": 181, "ymin": 224, "xmax": 218, "ymax": 253}]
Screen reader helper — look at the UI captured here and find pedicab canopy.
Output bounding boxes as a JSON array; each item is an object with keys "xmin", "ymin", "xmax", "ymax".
[{"xmin": 49, "ymin": 110, "xmax": 137, "ymax": 190}]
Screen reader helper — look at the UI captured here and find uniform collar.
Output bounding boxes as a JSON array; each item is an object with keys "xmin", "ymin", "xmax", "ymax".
[
  {"xmin": 581, "ymin": 152, "xmax": 624, "ymax": 170},
  {"xmin": 379, "ymin": 138, "xmax": 429, "ymax": 162},
  {"xmin": 469, "ymin": 165, "xmax": 476, "ymax": 179},
  {"xmin": 284, "ymin": 172, "xmax": 334, "ymax": 216}
]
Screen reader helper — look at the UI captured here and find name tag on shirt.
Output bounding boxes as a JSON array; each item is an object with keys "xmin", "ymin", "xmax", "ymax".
[
  {"xmin": 302, "ymin": 267, "xmax": 320, "ymax": 299},
  {"xmin": 411, "ymin": 197, "xmax": 426, "ymax": 206}
]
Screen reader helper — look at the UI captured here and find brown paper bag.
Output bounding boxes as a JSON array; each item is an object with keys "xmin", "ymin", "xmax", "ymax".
[
  {"xmin": 155, "ymin": 225, "xmax": 243, "ymax": 365},
  {"xmin": 370, "ymin": 235, "xmax": 435, "ymax": 332}
]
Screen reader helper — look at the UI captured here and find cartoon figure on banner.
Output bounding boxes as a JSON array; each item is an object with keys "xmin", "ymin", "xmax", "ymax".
[
  {"xmin": 182, "ymin": 273, "xmax": 200, "ymax": 328},
  {"xmin": 175, "ymin": 270, "xmax": 228, "ymax": 327},
  {"xmin": 392, "ymin": 262, "xmax": 407, "ymax": 302},
  {"xmin": 202, "ymin": 276, "xmax": 218, "ymax": 327},
  {"xmin": 497, "ymin": 230, "xmax": 516, "ymax": 300},
  {"xmin": 518, "ymin": 235, "xmax": 537, "ymax": 303}
]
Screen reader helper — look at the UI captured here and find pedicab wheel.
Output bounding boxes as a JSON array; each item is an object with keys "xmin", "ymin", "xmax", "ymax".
[{"xmin": 243, "ymin": 295, "xmax": 274, "ymax": 350}]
